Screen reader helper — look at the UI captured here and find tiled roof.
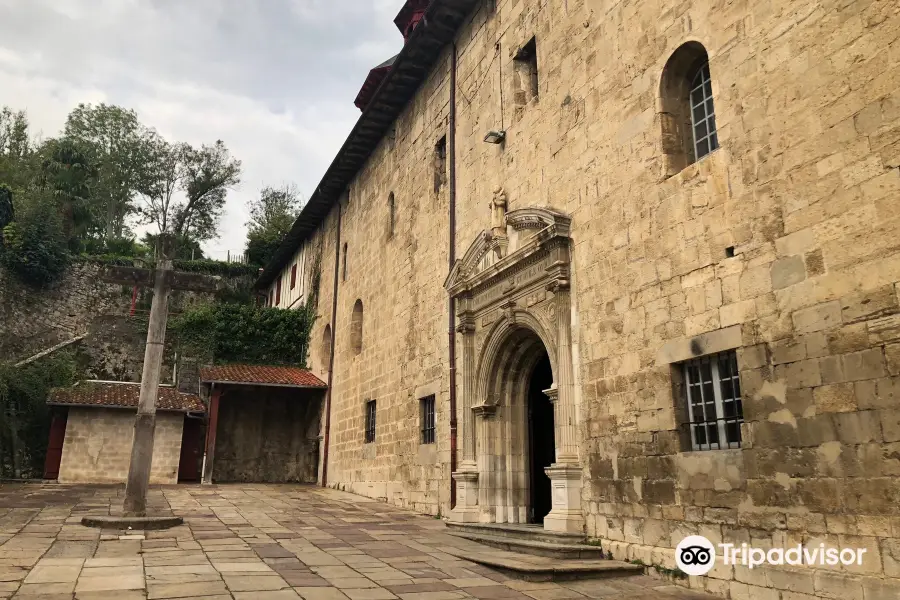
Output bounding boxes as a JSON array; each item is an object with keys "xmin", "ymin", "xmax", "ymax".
[
  {"xmin": 48, "ymin": 382, "xmax": 205, "ymax": 413},
  {"xmin": 200, "ymin": 365, "xmax": 327, "ymax": 388}
]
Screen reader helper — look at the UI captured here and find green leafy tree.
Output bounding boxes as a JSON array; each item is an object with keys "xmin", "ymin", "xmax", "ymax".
[
  {"xmin": 245, "ymin": 184, "xmax": 302, "ymax": 266},
  {"xmin": 137, "ymin": 137, "xmax": 241, "ymax": 254},
  {"xmin": 1, "ymin": 187, "xmax": 69, "ymax": 286},
  {"xmin": 142, "ymin": 232, "xmax": 203, "ymax": 261},
  {"xmin": 63, "ymin": 103, "xmax": 150, "ymax": 241},
  {"xmin": 0, "ymin": 107, "xmax": 35, "ymax": 194},
  {"xmin": 37, "ymin": 138, "xmax": 100, "ymax": 249}
]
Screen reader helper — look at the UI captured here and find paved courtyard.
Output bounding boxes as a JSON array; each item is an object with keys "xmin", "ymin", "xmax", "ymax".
[{"xmin": 0, "ymin": 484, "xmax": 713, "ymax": 600}]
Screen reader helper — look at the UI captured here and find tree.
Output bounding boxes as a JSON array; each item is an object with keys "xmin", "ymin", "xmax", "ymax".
[
  {"xmin": 63, "ymin": 103, "xmax": 150, "ymax": 241},
  {"xmin": 1, "ymin": 187, "xmax": 69, "ymax": 286},
  {"xmin": 0, "ymin": 107, "xmax": 35, "ymax": 194},
  {"xmin": 37, "ymin": 138, "xmax": 100, "ymax": 249},
  {"xmin": 245, "ymin": 184, "xmax": 302, "ymax": 266},
  {"xmin": 137, "ymin": 137, "xmax": 241, "ymax": 254}
]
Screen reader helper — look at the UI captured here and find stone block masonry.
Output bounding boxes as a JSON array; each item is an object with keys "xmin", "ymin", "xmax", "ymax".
[
  {"xmin": 262, "ymin": 0, "xmax": 900, "ymax": 597},
  {"xmin": 57, "ymin": 408, "xmax": 184, "ymax": 485}
]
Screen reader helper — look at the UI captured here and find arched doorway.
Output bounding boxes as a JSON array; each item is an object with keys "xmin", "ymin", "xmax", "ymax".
[
  {"xmin": 475, "ymin": 323, "xmax": 557, "ymax": 524},
  {"xmin": 527, "ymin": 354, "xmax": 554, "ymax": 523},
  {"xmin": 446, "ymin": 205, "xmax": 584, "ymax": 532}
]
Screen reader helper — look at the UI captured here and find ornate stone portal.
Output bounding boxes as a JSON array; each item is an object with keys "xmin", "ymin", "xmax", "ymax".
[{"xmin": 444, "ymin": 204, "xmax": 583, "ymax": 533}]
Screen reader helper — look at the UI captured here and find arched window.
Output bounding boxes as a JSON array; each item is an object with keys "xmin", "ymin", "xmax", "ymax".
[
  {"xmin": 388, "ymin": 193, "xmax": 395, "ymax": 238},
  {"xmin": 659, "ymin": 42, "xmax": 718, "ymax": 176},
  {"xmin": 351, "ymin": 300, "xmax": 363, "ymax": 355},
  {"xmin": 689, "ymin": 62, "xmax": 718, "ymax": 161},
  {"xmin": 322, "ymin": 324, "xmax": 333, "ymax": 365}
]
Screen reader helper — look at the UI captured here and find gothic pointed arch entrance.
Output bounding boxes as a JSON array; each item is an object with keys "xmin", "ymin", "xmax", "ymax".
[{"xmin": 445, "ymin": 199, "xmax": 583, "ymax": 533}]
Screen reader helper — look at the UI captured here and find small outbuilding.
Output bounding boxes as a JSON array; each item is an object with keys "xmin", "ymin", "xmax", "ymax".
[
  {"xmin": 45, "ymin": 381, "xmax": 206, "ymax": 484},
  {"xmin": 200, "ymin": 364, "xmax": 327, "ymax": 484}
]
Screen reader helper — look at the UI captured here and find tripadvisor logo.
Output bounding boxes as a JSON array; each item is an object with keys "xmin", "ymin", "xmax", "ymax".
[
  {"xmin": 675, "ymin": 536, "xmax": 870, "ymax": 576},
  {"xmin": 676, "ymin": 536, "xmax": 717, "ymax": 576}
]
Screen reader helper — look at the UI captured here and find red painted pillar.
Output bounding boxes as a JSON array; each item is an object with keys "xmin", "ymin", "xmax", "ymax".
[{"xmin": 202, "ymin": 387, "xmax": 222, "ymax": 484}]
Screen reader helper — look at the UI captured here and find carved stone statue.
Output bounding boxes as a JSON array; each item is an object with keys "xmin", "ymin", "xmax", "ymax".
[
  {"xmin": 490, "ymin": 186, "xmax": 509, "ymax": 259},
  {"xmin": 490, "ymin": 186, "xmax": 508, "ymax": 237}
]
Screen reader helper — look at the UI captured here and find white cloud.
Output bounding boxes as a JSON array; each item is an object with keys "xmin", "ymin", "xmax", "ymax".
[{"xmin": 0, "ymin": 0, "xmax": 404, "ymax": 259}]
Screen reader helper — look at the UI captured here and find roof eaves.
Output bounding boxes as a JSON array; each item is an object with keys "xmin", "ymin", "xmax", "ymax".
[
  {"xmin": 254, "ymin": 0, "xmax": 478, "ymax": 290},
  {"xmin": 202, "ymin": 379, "xmax": 328, "ymax": 389}
]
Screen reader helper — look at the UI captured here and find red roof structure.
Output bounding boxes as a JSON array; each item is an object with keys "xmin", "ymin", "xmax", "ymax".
[
  {"xmin": 48, "ymin": 382, "xmax": 205, "ymax": 413},
  {"xmin": 394, "ymin": 0, "xmax": 430, "ymax": 41},
  {"xmin": 354, "ymin": 55, "xmax": 398, "ymax": 112},
  {"xmin": 200, "ymin": 365, "xmax": 327, "ymax": 388}
]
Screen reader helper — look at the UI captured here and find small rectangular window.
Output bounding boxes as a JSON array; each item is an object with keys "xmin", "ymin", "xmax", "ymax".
[
  {"xmin": 290, "ymin": 264, "xmax": 297, "ymax": 290},
  {"xmin": 365, "ymin": 399, "xmax": 376, "ymax": 443},
  {"xmin": 434, "ymin": 136, "xmax": 447, "ymax": 193},
  {"xmin": 420, "ymin": 395, "xmax": 436, "ymax": 444},
  {"xmin": 514, "ymin": 37, "xmax": 539, "ymax": 105},
  {"xmin": 275, "ymin": 278, "xmax": 282, "ymax": 306},
  {"xmin": 682, "ymin": 350, "xmax": 744, "ymax": 451}
]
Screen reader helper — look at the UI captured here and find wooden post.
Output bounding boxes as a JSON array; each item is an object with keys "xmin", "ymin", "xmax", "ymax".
[
  {"xmin": 202, "ymin": 387, "xmax": 222, "ymax": 484},
  {"xmin": 123, "ymin": 255, "xmax": 173, "ymax": 516}
]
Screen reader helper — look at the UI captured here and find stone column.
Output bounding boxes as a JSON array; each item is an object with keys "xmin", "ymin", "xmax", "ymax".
[
  {"xmin": 449, "ymin": 306, "xmax": 479, "ymax": 523},
  {"xmin": 543, "ymin": 264, "xmax": 584, "ymax": 534},
  {"xmin": 550, "ymin": 284, "xmax": 579, "ymax": 463}
]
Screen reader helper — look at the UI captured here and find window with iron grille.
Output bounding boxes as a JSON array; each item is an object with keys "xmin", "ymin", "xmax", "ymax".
[
  {"xmin": 364, "ymin": 399, "xmax": 376, "ymax": 443},
  {"xmin": 682, "ymin": 350, "xmax": 743, "ymax": 451},
  {"xmin": 420, "ymin": 395, "xmax": 435, "ymax": 445},
  {"xmin": 690, "ymin": 63, "xmax": 719, "ymax": 161}
]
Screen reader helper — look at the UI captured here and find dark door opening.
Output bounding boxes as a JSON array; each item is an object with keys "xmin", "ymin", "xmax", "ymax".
[
  {"xmin": 528, "ymin": 354, "xmax": 555, "ymax": 524},
  {"xmin": 43, "ymin": 408, "xmax": 68, "ymax": 480},
  {"xmin": 178, "ymin": 416, "xmax": 205, "ymax": 483}
]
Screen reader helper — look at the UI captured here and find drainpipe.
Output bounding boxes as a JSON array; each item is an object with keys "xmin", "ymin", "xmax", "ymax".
[
  {"xmin": 321, "ymin": 200, "xmax": 342, "ymax": 487},
  {"xmin": 448, "ymin": 43, "xmax": 459, "ymax": 510}
]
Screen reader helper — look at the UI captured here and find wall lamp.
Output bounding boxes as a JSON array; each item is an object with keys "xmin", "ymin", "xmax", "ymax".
[{"xmin": 483, "ymin": 130, "xmax": 506, "ymax": 144}]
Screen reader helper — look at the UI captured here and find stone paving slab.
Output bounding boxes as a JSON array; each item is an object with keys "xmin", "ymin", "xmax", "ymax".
[{"xmin": 0, "ymin": 483, "xmax": 718, "ymax": 599}]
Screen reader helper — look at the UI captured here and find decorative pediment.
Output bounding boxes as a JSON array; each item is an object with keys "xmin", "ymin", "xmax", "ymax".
[
  {"xmin": 445, "ymin": 230, "xmax": 492, "ymax": 291},
  {"xmin": 446, "ymin": 206, "xmax": 572, "ymax": 296}
]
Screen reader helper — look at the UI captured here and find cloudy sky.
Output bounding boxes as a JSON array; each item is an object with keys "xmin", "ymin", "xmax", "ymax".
[{"xmin": 0, "ymin": 0, "xmax": 404, "ymax": 259}]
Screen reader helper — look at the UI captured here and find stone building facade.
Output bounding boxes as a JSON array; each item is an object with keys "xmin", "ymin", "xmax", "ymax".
[
  {"xmin": 48, "ymin": 382, "xmax": 205, "ymax": 485},
  {"xmin": 57, "ymin": 408, "xmax": 185, "ymax": 485},
  {"xmin": 258, "ymin": 0, "xmax": 900, "ymax": 597}
]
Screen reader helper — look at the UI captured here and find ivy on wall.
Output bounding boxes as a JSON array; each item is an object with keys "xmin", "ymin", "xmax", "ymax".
[
  {"xmin": 0, "ymin": 352, "xmax": 77, "ymax": 479},
  {"xmin": 170, "ymin": 303, "xmax": 316, "ymax": 367}
]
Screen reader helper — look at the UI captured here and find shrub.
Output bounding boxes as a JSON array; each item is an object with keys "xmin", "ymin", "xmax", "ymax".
[
  {"xmin": 0, "ymin": 352, "xmax": 78, "ymax": 478},
  {"xmin": 170, "ymin": 303, "xmax": 315, "ymax": 367},
  {"xmin": 1, "ymin": 189, "xmax": 69, "ymax": 287}
]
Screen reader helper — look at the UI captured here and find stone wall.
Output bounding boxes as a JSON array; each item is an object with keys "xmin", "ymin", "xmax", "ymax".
[
  {"xmin": 275, "ymin": 0, "xmax": 900, "ymax": 597},
  {"xmin": 212, "ymin": 387, "xmax": 323, "ymax": 484},
  {"xmin": 0, "ymin": 259, "xmax": 253, "ymax": 384},
  {"xmin": 57, "ymin": 407, "xmax": 184, "ymax": 484}
]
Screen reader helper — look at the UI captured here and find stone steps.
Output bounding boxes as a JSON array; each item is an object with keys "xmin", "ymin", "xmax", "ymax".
[
  {"xmin": 445, "ymin": 521, "xmax": 584, "ymax": 545},
  {"xmin": 447, "ymin": 531, "xmax": 605, "ymax": 559},
  {"xmin": 440, "ymin": 541, "xmax": 642, "ymax": 582},
  {"xmin": 440, "ymin": 523, "xmax": 641, "ymax": 582}
]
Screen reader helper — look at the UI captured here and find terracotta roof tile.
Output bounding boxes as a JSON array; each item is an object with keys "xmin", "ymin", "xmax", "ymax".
[
  {"xmin": 200, "ymin": 364, "xmax": 327, "ymax": 388},
  {"xmin": 48, "ymin": 382, "xmax": 205, "ymax": 413}
]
